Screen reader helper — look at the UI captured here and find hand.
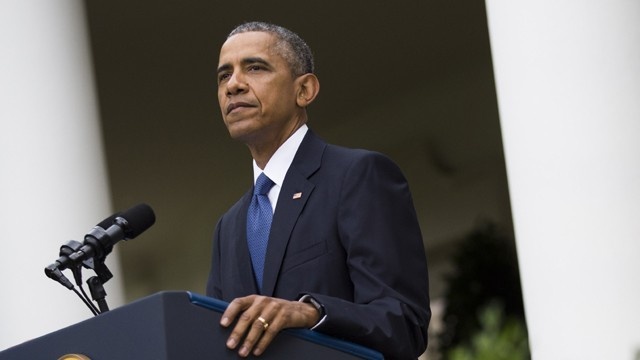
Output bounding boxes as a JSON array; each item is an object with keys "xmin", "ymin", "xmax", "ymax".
[{"xmin": 220, "ymin": 295, "xmax": 320, "ymax": 357}]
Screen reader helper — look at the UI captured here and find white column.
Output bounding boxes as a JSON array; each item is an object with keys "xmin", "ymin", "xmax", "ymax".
[
  {"xmin": 0, "ymin": 0, "xmax": 123, "ymax": 350},
  {"xmin": 486, "ymin": 2, "xmax": 640, "ymax": 359}
]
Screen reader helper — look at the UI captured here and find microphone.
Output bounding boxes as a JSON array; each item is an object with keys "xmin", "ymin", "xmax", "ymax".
[
  {"xmin": 44, "ymin": 204, "xmax": 155, "ymax": 314},
  {"xmin": 53, "ymin": 213, "xmax": 121, "ymax": 270},
  {"xmin": 45, "ymin": 204, "xmax": 155, "ymax": 277},
  {"xmin": 69, "ymin": 203, "xmax": 155, "ymax": 266}
]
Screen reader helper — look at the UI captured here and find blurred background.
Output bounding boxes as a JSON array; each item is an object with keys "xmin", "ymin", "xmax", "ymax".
[
  {"xmin": 1, "ymin": 1, "xmax": 528, "ymax": 359},
  {"xmin": 5, "ymin": 2, "xmax": 639, "ymax": 359}
]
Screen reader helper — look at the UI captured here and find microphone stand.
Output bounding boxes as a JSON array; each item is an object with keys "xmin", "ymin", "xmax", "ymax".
[
  {"xmin": 45, "ymin": 204, "xmax": 155, "ymax": 317},
  {"xmin": 46, "ymin": 240, "xmax": 113, "ymax": 315},
  {"xmin": 85, "ymin": 260, "xmax": 113, "ymax": 313}
]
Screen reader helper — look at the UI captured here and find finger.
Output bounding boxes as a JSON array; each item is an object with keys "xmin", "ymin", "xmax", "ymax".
[
  {"xmin": 253, "ymin": 319, "xmax": 278, "ymax": 356},
  {"xmin": 252, "ymin": 301, "xmax": 294, "ymax": 356},
  {"xmin": 228, "ymin": 305, "xmax": 264, "ymax": 352},
  {"xmin": 221, "ymin": 296, "xmax": 253, "ymax": 327},
  {"xmin": 239, "ymin": 316, "xmax": 272, "ymax": 357},
  {"xmin": 222, "ymin": 296, "xmax": 258, "ymax": 351}
]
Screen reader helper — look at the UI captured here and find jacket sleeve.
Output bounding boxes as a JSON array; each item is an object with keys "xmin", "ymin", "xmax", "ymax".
[
  {"xmin": 308, "ymin": 152, "xmax": 431, "ymax": 359},
  {"xmin": 206, "ymin": 217, "xmax": 223, "ymax": 299}
]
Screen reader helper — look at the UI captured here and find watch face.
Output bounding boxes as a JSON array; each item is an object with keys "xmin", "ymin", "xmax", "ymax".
[
  {"xmin": 58, "ymin": 355, "xmax": 91, "ymax": 360},
  {"xmin": 302, "ymin": 295, "xmax": 325, "ymax": 317}
]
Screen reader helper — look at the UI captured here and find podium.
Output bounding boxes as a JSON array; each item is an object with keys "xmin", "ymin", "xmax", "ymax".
[{"xmin": 0, "ymin": 291, "xmax": 382, "ymax": 359}]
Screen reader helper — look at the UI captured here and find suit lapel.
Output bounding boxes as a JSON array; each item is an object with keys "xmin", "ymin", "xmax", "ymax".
[
  {"xmin": 233, "ymin": 190, "xmax": 260, "ymax": 295},
  {"xmin": 261, "ymin": 130, "xmax": 325, "ymax": 296}
]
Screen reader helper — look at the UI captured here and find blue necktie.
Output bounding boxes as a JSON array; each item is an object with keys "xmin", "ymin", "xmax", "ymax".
[{"xmin": 247, "ymin": 173, "xmax": 275, "ymax": 291}]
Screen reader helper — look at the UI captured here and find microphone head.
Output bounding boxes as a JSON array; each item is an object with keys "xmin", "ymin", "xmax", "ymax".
[{"xmin": 117, "ymin": 203, "xmax": 156, "ymax": 239}]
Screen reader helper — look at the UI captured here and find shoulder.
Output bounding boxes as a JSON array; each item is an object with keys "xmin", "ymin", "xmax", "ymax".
[
  {"xmin": 295, "ymin": 129, "xmax": 402, "ymax": 178},
  {"xmin": 300, "ymin": 129, "xmax": 398, "ymax": 168},
  {"xmin": 323, "ymin": 143, "xmax": 405, "ymax": 178}
]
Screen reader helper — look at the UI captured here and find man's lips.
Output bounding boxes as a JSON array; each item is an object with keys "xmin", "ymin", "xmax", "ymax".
[{"xmin": 226, "ymin": 102, "xmax": 254, "ymax": 115}]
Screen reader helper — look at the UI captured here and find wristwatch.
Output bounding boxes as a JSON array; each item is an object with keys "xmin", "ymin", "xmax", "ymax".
[{"xmin": 299, "ymin": 294, "xmax": 326, "ymax": 322}]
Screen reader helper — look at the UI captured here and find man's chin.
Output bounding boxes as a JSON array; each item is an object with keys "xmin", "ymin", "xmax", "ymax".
[
  {"xmin": 227, "ymin": 127, "xmax": 259, "ymax": 144},
  {"xmin": 225, "ymin": 121, "xmax": 252, "ymax": 139}
]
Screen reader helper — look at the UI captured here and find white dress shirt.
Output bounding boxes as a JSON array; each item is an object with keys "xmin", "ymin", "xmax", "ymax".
[{"xmin": 252, "ymin": 125, "xmax": 308, "ymax": 212}]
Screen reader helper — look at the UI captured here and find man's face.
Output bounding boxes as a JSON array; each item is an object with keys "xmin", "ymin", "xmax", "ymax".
[{"xmin": 217, "ymin": 32, "xmax": 300, "ymax": 146}]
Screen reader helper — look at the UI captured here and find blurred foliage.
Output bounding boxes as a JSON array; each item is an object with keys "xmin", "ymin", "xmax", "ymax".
[
  {"xmin": 447, "ymin": 301, "xmax": 529, "ymax": 360},
  {"xmin": 439, "ymin": 222, "xmax": 530, "ymax": 359}
]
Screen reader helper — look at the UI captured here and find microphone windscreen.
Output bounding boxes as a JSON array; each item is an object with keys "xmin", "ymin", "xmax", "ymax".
[{"xmin": 120, "ymin": 203, "xmax": 156, "ymax": 239}]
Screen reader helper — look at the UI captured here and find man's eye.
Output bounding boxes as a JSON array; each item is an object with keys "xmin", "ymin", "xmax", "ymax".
[
  {"xmin": 218, "ymin": 73, "xmax": 231, "ymax": 82},
  {"xmin": 248, "ymin": 65, "xmax": 263, "ymax": 71}
]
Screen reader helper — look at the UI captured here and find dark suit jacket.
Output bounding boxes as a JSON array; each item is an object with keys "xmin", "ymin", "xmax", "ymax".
[{"xmin": 207, "ymin": 129, "xmax": 430, "ymax": 359}]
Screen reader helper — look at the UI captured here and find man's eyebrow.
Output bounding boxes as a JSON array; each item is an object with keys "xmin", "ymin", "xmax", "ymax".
[
  {"xmin": 242, "ymin": 57, "xmax": 270, "ymax": 67},
  {"xmin": 216, "ymin": 57, "xmax": 271, "ymax": 74},
  {"xmin": 217, "ymin": 63, "xmax": 231, "ymax": 75}
]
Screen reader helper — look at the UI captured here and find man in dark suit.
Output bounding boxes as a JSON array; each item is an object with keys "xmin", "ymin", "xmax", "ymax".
[{"xmin": 207, "ymin": 22, "xmax": 430, "ymax": 359}]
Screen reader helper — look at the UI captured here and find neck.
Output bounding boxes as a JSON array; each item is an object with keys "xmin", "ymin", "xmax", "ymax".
[{"xmin": 249, "ymin": 118, "xmax": 306, "ymax": 169}]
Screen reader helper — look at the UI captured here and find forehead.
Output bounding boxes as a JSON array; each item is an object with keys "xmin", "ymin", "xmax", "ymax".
[{"xmin": 218, "ymin": 31, "xmax": 280, "ymax": 65}]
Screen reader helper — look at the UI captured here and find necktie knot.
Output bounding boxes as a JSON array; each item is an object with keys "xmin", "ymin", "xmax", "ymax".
[{"xmin": 255, "ymin": 173, "xmax": 274, "ymax": 196}]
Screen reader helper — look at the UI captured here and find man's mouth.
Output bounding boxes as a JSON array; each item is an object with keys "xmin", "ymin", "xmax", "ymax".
[{"xmin": 226, "ymin": 102, "xmax": 253, "ymax": 115}]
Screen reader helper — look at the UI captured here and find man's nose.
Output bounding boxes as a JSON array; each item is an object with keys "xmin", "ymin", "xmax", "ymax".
[{"xmin": 226, "ymin": 72, "xmax": 248, "ymax": 96}]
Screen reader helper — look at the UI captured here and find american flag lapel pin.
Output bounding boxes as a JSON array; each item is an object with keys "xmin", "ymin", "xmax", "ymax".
[{"xmin": 292, "ymin": 192, "xmax": 303, "ymax": 200}]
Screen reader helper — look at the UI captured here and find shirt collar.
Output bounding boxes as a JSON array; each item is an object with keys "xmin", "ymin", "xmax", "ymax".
[{"xmin": 252, "ymin": 124, "xmax": 308, "ymax": 186}]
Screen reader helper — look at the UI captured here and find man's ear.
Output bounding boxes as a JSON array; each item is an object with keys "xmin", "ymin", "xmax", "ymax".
[{"xmin": 295, "ymin": 73, "xmax": 320, "ymax": 107}]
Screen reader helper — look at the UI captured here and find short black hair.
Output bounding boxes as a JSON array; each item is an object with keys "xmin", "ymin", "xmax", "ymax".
[{"xmin": 227, "ymin": 22, "xmax": 314, "ymax": 76}]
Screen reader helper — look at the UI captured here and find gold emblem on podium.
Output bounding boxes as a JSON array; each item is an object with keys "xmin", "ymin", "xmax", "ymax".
[{"xmin": 58, "ymin": 354, "xmax": 91, "ymax": 360}]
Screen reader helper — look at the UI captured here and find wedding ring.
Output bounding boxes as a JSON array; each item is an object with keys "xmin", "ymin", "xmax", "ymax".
[{"xmin": 257, "ymin": 316, "xmax": 269, "ymax": 330}]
